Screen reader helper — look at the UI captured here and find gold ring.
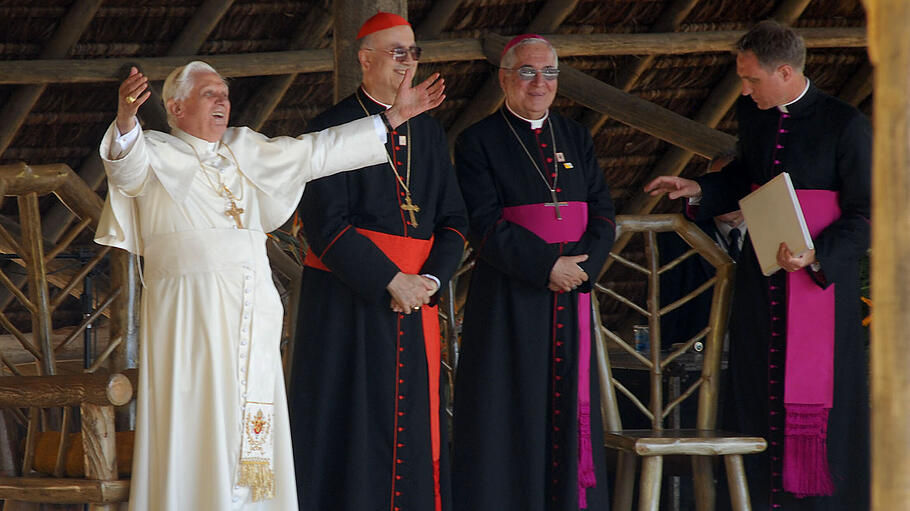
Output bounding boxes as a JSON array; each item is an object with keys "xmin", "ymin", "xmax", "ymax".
[
  {"xmin": 413, "ymin": 306, "xmax": 420, "ymax": 310},
  {"xmin": 125, "ymin": 95, "xmax": 137, "ymax": 104}
]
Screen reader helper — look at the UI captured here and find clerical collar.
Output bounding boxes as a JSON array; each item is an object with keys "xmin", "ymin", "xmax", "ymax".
[
  {"xmin": 505, "ymin": 101, "xmax": 548, "ymax": 129},
  {"xmin": 172, "ymin": 127, "xmax": 220, "ymax": 156},
  {"xmin": 777, "ymin": 79, "xmax": 811, "ymax": 114},
  {"xmin": 360, "ymin": 86, "xmax": 391, "ymax": 110}
]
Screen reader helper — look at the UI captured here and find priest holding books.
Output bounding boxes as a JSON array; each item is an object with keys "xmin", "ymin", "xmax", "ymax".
[{"xmin": 645, "ymin": 20, "xmax": 870, "ymax": 511}]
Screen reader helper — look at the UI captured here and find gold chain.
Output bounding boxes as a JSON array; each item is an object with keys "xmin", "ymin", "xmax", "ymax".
[
  {"xmin": 356, "ymin": 91, "xmax": 413, "ymax": 197},
  {"xmin": 500, "ymin": 108, "xmax": 560, "ymax": 193},
  {"xmin": 186, "ymin": 141, "xmax": 245, "ymax": 202}
]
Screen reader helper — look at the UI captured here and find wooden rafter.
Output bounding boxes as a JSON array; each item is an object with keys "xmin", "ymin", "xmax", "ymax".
[
  {"xmin": 415, "ymin": 0, "xmax": 462, "ymax": 40},
  {"xmin": 0, "ymin": 28, "xmax": 866, "ymax": 86},
  {"xmin": 581, "ymin": 0, "xmax": 701, "ymax": 135},
  {"xmin": 558, "ymin": 64, "xmax": 736, "ymax": 158},
  {"xmin": 0, "ymin": 0, "xmax": 103, "ymax": 157},
  {"xmin": 599, "ymin": 0, "xmax": 815, "ymax": 275},
  {"xmin": 234, "ymin": 7, "xmax": 333, "ymax": 130},
  {"xmin": 839, "ymin": 61, "xmax": 874, "ymax": 107},
  {"xmin": 444, "ymin": 0, "xmax": 581, "ymax": 146}
]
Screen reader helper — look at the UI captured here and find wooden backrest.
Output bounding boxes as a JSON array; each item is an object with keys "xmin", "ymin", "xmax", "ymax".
[{"xmin": 593, "ymin": 214, "xmax": 735, "ymax": 432}]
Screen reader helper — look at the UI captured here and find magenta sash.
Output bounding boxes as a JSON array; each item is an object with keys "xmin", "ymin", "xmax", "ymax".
[
  {"xmin": 782, "ymin": 190, "xmax": 840, "ymax": 497},
  {"xmin": 502, "ymin": 201, "xmax": 596, "ymax": 508}
]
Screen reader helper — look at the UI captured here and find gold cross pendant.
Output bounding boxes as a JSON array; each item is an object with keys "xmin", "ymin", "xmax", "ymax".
[
  {"xmin": 226, "ymin": 199, "xmax": 245, "ymax": 229},
  {"xmin": 400, "ymin": 194, "xmax": 420, "ymax": 228}
]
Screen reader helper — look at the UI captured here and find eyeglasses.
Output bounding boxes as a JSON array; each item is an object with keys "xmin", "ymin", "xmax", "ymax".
[
  {"xmin": 502, "ymin": 65, "xmax": 560, "ymax": 81},
  {"xmin": 365, "ymin": 46, "xmax": 422, "ymax": 63}
]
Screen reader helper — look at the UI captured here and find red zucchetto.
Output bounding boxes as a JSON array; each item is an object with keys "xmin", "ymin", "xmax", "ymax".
[{"xmin": 356, "ymin": 12, "xmax": 411, "ymax": 39}]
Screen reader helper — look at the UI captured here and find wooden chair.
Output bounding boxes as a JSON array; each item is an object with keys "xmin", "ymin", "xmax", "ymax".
[
  {"xmin": 593, "ymin": 214, "xmax": 766, "ymax": 511},
  {"xmin": 0, "ymin": 370, "xmax": 135, "ymax": 510}
]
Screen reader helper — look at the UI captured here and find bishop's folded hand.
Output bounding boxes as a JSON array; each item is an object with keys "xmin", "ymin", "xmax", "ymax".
[
  {"xmin": 387, "ymin": 272, "xmax": 433, "ymax": 314},
  {"xmin": 549, "ymin": 254, "xmax": 589, "ymax": 293}
]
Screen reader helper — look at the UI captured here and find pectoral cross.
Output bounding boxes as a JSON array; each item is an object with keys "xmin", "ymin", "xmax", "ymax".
[
  {"xmin": 545, "ymin": 189, "xmax": 568, "ymax": 220},
  {"xmin": 226, "ymin": 199, "xmax": 245, "ymax": 229},
  {"xmin": 400, "ymin": 193, "xmax": 420, "ymax": 228}
]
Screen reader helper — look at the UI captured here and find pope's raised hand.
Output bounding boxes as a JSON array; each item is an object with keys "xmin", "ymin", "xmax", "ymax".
[
  {"xmin": 385, "ymin": 67, "xmax": 445, "ymax": 129},
  {"xmin": 116, "ymin": 67, "xmax": 151, "ymax": 135}
]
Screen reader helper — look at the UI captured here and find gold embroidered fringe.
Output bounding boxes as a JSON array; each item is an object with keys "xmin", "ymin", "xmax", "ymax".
[{"xmin": 238, "ymin": 459, "xmax": 275, "ymax": 501}]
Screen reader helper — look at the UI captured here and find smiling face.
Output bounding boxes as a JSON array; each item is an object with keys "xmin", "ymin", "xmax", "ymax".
[
  {"xmin": 167, "ymin": 71, "xmax": 230, "ymax": 142},
  {"xmin": 499, "ymin": 41, "xmax": 557, "ymax": 120},
  {"xmin": 359, "ymin": 24, "xmax": 417, "ymax": 104}
]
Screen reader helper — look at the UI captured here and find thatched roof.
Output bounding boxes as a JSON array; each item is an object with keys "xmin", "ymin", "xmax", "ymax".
[{"xmin": 0, "ymin": 0, "xmax": 871, "ymax": 330}]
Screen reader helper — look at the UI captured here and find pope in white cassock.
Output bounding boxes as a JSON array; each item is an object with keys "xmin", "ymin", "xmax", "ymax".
[{"xmin": 93, "ymin": 61, "xmax": 445, "ymax": 510}]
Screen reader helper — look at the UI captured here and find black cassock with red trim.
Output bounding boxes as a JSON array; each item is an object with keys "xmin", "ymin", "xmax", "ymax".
[{"xmin": 289, "ymin": 88, "xmax": 467, "ymax": 511}]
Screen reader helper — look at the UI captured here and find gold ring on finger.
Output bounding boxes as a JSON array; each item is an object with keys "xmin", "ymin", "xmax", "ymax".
[{"xmin": 125, "ymin": 95, "xmax": 137, "ymax": 104}]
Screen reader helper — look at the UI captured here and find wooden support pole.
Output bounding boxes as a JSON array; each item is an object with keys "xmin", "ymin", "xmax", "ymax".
[
  {"xmin": 0, "ymin": 0, "xmax": 103, "ymax": 157},
  {"xmin": 18, "ymin": 194, "xmax": 55, "ymax": 377},
  {"xmin": 333, "ymin": 0, "xmax": 407, "ymax": 103},
  {"xmin": 864, "ymin": 1, "xmax": 910, "ymax": 509}
]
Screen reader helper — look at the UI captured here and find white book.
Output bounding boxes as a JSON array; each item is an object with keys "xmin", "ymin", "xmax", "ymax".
[{"xmin": 737, "ymin": 172, "xmax": 813, "ymax": 276}]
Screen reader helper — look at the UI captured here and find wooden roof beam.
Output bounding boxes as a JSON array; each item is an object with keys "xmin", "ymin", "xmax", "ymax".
[
  {"xmin": 600, "ymin": 0, "xmax": 814, "ymax": 277},
  {"xmin": 581, "ymin": 0, "xmax": 701, "ymax": 135},
  {"xmin": 0, "ymin": 28, "xmax": 866, "ymax": 85},
  {"xmin": 839, "ymin": 61, "xmax": 874, "ymax": 107},
  {"xmin": 415, "ymin": 0, "xmax": 463, "ymax": 40},
  {"xmin": 234, "ymin": 7, "xmax": 333, "ymax": 130},
  {"xmin": 444, "ymin": 0, "xmax": 582, "ymax": 147},
  {"xmin": 0, "ymin": 0, "xmax": 103, "ymax": 157},
  {"xmin": 558, "ymin": 64, "xmax": 736, "ymax": 158}
]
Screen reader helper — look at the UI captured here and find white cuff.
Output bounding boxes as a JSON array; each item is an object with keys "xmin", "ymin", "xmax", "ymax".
[
  {"xmin": 422, "ymin": 274, "xmax": 441, "ymax": 295},
  {"xmin": 687, "ymin": 194, "xmax": 702, "ymax": 206},
  {"xmin": 372, "ymin": 115, "xmax": 387, "ymax": 141},
  {"xmin": 111, "ymin": 119, "xmax": 141, "ymax": 160}
]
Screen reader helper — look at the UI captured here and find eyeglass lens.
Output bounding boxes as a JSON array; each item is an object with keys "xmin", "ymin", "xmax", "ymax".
[
  {"xmin": 391, "ymin": 46, "xmax": 422, "ymax": 62},
  {"xmin": 517, "ymin": 66, "xmax": 559, "ymax": 81}
]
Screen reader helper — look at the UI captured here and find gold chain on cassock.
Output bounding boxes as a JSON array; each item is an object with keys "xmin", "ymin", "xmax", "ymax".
[
  {"xmin": 187, "ymin": 141, "xmax": 246, "ymax": 229},
  {"xmin": 356, "ymin": 92, "xmax": 419, "ymax": 227},
  {"xmin": 501, "ymin": 108, "xmax": 567, "ymax": 220}
]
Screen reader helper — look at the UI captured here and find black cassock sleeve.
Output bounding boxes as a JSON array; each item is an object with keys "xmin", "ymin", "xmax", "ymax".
[
  {"xmin": 812, "ymin": 112, "xmax": 871, "ymax": 288},
  {"xmin": 301, "ymin": 116, "xmax": 466, "ymax": 305},
  {"xmin": 417, "ymin": 124, "xmax": 469, "ymax": 292},
  {"xmin": 300, "ymin": 169, "xmax": 402, "ymax": 304},
  {"xmin": 563, "ymin": 126, "xmax": 616, "ymax": 293},
  {"xmin": 455, "ymin": 123, "xmax": 615, "ymax": 291}
]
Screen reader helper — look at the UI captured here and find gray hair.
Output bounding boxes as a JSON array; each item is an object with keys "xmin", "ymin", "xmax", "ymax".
[
  {"xmin": 162, "ymin": 61, "xmax": 226, "ymax": 128},
  {"xmin": 736, "ymin": 20, "xmax": 806, "ymax": 73},
  {"xmin": 500, "ymin": 38, "xmax": 558, "ymax": 70}
]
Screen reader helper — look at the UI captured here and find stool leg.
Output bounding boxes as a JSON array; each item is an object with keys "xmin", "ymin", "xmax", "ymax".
[
  {"xmin": 638, "ymin": 456, "xmax": 663, "ymax": 511},
  {"xmin": 693, "ymin": 455, "xmax": 716, "ymax": 511},
  {"xmin": 614, "ymin": 451, "xmax": 637, "ymax": 511},
  {"xmin": 724, "ymin": 454, "xmax": 752, "ymax": 511}
]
